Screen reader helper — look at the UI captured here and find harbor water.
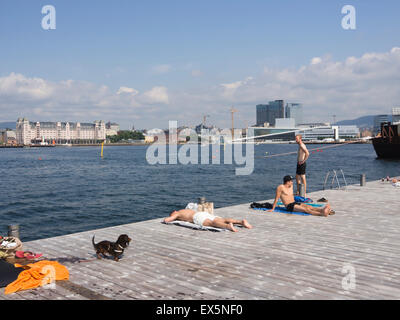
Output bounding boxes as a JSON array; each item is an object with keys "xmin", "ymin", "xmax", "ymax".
[{"xmin": 0, "ymin": 144, "xmax": 399, "ymax": 241}]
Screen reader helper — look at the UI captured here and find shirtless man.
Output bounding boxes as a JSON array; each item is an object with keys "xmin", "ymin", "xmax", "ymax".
[
  {"xmin": 269, "ymin": 175, "xmax": 332, "ymax": 216},
  {"xmin": 295, "ymin": 134, "xmax": 309, "ymax": 197},
  {"xmin": 164, "ymin": 209, "xmax": 253, "ymax": 232}
]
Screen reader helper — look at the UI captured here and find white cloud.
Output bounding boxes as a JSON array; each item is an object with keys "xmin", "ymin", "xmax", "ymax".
[
  {"xmin": 1, "ymin": 48, "xmax": 400, "ymax": 127},
  {"xmin": 221, "ymin": 76, "xmax": 253, "ymax": 91},
  {"xmin": 0, "ymin": 73, "xmax": 169, "ymax": 125},
  {"xmin": 139, "ymin": 86, "xmax": 169, "ymax": 104},
  {"xmin": 213, "ymin": 47, "xmax": 400, "ymax": 121},
  {"xmin": 310, "ymin": 57, "xmax": 322, "ymax": 65},
  {"xmin": 117, "ymin": 86, "xmax": 139, "ymax": 95}
]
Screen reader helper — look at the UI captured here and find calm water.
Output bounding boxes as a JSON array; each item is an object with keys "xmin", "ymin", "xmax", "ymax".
[{"xmin": 0, "ymin": 144, "xmax": 399, "ymax": 241}]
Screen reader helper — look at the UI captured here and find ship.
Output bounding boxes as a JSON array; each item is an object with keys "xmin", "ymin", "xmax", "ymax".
[{"xmin": 372, "ymin": 122, "xmax": 400, "ymax": 158}]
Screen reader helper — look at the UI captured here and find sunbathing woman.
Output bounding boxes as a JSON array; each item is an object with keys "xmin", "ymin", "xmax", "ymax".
[{"xmin": 164, "ymin": 209, "xmax": 253, "ymax": 232}]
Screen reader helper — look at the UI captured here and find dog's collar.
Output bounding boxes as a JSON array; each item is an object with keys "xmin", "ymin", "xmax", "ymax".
[{"xmin": 114, "ymin": 244, "xmax": 124, "ymax": 253}]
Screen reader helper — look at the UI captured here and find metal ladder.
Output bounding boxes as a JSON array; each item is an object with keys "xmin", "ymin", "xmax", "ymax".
[{"xmin": 323, "ymin": 169, "xmax": 348, "ymax": 190}]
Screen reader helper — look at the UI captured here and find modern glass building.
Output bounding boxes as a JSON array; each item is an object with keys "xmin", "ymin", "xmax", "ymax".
[
  {"xmin": 285, "ymin": 103, "xmax": 303, "ymax": 126},
  {"xmin": 256, "ymin": 100, "xmax": 284, "ymax": 126},
  {"xmin": 373, "ymin": 114, "xmax": 389, "ymax": 134},
  {"xmin": 256, "ymin": 104, "xmax": 268, "ymax": 126}
]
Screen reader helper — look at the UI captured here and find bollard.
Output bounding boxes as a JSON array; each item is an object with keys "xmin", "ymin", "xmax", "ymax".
[
  {"xmin": 360, "ymin": 174, "xmax": 366, "ymax": 187},
  {"xmin": 8, "ymin": 225, "xmax": 20, "ymax": 239},
  {"xmin": 299, "ymin": 183, "xmax": 306, "ymax": 197}
]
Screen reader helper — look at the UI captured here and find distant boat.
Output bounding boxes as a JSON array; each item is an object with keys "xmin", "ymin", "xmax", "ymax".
[{"xmin": 372, "ymin": 122, "xmax": 400, "ymax": 159}]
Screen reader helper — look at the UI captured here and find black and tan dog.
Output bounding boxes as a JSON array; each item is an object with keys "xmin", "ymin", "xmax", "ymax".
[{"xmin": 92, "ymin": 234, "xmax": 131, "ymax": 261}]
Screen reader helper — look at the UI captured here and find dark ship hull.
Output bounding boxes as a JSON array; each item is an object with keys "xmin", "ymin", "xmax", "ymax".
[
  {"xmin": 372, "ymin": 138, "xmax": 400, "ymax": 158},
  {"xmin": 372, "ymin": 122, "xmax": 400, "ymax": 159}
]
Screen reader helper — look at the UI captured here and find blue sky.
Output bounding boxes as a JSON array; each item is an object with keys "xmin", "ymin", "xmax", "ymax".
[{"xmin": 1, "ymin": 0, "xmax": 400, "ymax": 128}]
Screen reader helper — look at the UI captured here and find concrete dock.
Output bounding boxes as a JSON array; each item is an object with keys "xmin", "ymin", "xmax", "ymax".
[{"xmin": 1, "ymin": 179, "xmax": 400, "ymax": 300}]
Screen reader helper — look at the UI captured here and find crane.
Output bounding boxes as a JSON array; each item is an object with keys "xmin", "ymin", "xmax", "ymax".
[
  {"xmin": 230, "ymin": 107, "xmax": 238, "ymax": 140},
  {"xmin": 202, "ymin": 114, "xmax": 210, "ymax": 127}
]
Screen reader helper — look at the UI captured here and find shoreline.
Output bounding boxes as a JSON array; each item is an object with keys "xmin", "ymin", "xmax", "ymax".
[{"xmin": 0, "ymin": 140, "xmax": 371, "ymax": 148}]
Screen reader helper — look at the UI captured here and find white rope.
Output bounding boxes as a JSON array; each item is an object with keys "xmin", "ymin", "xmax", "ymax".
[
  {"xmin": 232, "ymin": 126, "xmax": 329, "ymax": 142},
  {"xmin": 260, "ymin": 139, "xmax": 371, "ymax": 159}
]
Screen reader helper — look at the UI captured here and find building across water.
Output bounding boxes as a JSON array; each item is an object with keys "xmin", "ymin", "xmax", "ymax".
[
  {"xmin": 392, "ymin": 107, "xmax": 400, "ymax": 124},
  {"xmin": 250, "ymin": 120, "xmax": 359, "ymax": 142},
  {"xmin": 256, "ymin": 100, "xmax": 285, "ymax": 126},
  {"xmin": 105, "ymin": 122, "xmax": 120, "ymax": 137},
  {"xmin": 285, "ymin": 103, "xmax": 303, "ymax": 126},
  {"xmin": 16, "ymin": 118, "xmax": 106, "ymax": 145},
  {"xmin": 0, "ymin": 129, "xmax": 17, "ymax": 145},
  {"xmin": 298, "ymin": 125, "xmax": 360, "ymax": 141}
]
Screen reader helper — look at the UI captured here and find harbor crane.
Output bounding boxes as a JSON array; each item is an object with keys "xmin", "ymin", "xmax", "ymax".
[
  {"xmin": 202, "ymin": 114, "xmax": 210, "ymax": 127},
  {"xmin": 230, "ymin": 107, "xmax": 238, "ymax": 140}
]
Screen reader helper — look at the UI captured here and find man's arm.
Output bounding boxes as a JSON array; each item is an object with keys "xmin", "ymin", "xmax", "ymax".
[
  {"xmin": 268, "ymin": 187, "xmax": 281, "ymax": 212},
  {"xmin": 299, "ymin": 143, "xmax": 310, "ymax": 163}
]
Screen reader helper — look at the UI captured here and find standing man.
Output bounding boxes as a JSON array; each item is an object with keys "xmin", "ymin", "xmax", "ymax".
[{"xmin": 295, "ymin": 134, "xmax": 309, "ymax": 197}]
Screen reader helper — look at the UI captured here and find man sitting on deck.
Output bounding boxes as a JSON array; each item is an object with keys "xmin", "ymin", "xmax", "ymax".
[
  {"xmin": 268, "ymin": 175, "xmax": 333, "ymax": 216},
  {"xmin": 164, "ymin": 209, "xmax": 253, "ymax": 232}
]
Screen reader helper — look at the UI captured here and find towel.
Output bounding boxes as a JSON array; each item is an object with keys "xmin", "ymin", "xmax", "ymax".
[
  {"xmin": 162, "ymin": 220, "xmax": 227, "ymax": 232},
  {"xmin": 294, "ymin": 196, "xmax": 313, "ymax": 203},
  {"xmin": 5, "ymin": 260, "xmax": 69, "ymax": 295},
  {"xmin": 252, "ymin": 207, "xmax": 311, "ymax": 216},
  {"xmin": 277, "ymin": 201, "xmax": 324, "ymax": 208}
]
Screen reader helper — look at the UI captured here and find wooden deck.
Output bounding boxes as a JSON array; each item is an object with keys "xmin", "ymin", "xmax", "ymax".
[{"xmin": 1, "ymin": 179, "xmax": 400, "ymax": 300}]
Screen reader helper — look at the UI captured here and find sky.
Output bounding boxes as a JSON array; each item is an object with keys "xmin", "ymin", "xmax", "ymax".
[{"xmin": 0, "ymin": 0, "xmax": 399, "ymax": 129}]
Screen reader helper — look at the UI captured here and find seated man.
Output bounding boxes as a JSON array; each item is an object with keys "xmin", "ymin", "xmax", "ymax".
[
  {"xmin": 269, "ymin": 175, "xmax": 333, "ymax": 216},
  {"xmin": 164, "ymin": 209, "xmax": 253, "ymax": 232}
]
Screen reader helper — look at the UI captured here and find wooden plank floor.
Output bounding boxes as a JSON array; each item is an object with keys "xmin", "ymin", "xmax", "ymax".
[{"xmin": 1, "ymin": 179, "xmax": 400, "ymax": 300}]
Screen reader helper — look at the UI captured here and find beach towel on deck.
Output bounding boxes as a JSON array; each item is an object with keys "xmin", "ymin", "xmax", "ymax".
[
  {"xmin": 277, "ymin": 201, "xmax": 324, "ymax": 208},
  {"xmin": 5, "ymin": 260, "xmax": 69, "ymax": 295},
  {"xmin": 252, "ymin": 206, "xmax": 311, "ymax": 216},
  {"xmin": 250, "ymin": 195, "xmax": 323, "ymax": 216},
  {"xmin": 162, "ymin": 220, "xmax": 227, "ymax": 232}
]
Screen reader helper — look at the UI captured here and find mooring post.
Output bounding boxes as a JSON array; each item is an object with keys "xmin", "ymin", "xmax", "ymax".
[
  {"xmin": 8, "ymin": 224, "xmax": 20, "ymax": 239},
  {"xmin": 360, "ymin": 174, "xmax": 366, "ymax": 187}
]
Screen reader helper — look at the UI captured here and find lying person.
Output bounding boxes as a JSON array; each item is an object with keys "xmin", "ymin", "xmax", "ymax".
[
  {"xmin": 164, "ymin": 209, "xmax": 253, "ymax": 232},
  {"xmin": 269, "ymin": 175, "xmax": 334, "ymax": 216}
]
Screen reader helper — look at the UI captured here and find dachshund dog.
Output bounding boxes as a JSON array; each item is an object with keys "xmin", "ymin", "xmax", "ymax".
[{"xmin": 92, "ymin": 234, "xmax": 131, "ymax": 261}]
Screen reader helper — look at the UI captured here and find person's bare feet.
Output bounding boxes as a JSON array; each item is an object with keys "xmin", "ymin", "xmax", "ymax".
[
  {"xmin": 242, "ymin": 219, "xmax": 253, "ymax": 229},
  {"xmin": 322, "ymin": 206, "xmax": 330, "ymax": 217},
  {"xmin": 227, "ymin": 222, "xmax": 238, "ymax": 232}
]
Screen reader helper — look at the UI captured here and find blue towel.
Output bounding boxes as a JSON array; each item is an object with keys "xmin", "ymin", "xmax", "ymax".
[
  {"xmin": 277, "ymin": 201, "xmax": 324, "ymax": 208},
  {"xmin": 294, "ymin": 196, "xmax": 313, "ymax": 203},
  {"xmin": 252, "ymin": 207, "xmax": 311, "ymax": 216}
]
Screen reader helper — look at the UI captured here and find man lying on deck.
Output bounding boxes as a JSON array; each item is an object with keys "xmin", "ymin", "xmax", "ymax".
[
  {"xmin": 164, "ymin": 209, "xmax": 253, "ymax": 232},
  {"xmin": 268, "ymin": 175, "xmax": 334, "ymax": 216}
]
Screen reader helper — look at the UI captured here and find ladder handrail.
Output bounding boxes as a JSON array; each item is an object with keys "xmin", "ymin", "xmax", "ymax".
[{"xmin": 323, "ymin": 169, "xmax": 348, "ymax": 190}]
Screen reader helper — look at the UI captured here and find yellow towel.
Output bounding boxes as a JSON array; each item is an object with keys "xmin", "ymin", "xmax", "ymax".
[{"xmin": 5, "ymin": 260, "xmax": 69, "ymax": 295}]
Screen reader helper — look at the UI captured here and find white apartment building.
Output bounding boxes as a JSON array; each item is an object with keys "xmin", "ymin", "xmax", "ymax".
[
  {"xmin": 105, "ymin": 122, "xmax": 120, "ymax": 136},
  {"xmin": 299, "ymin": 125, "xmax": 360, "ymax": 141},
  {"xmin": 16, "ymin": 118, "xmax": 106, "ymax": 145},
  {"xmin": 392, "ymin": 107, "xmax": 400, "ymax": 124}
]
